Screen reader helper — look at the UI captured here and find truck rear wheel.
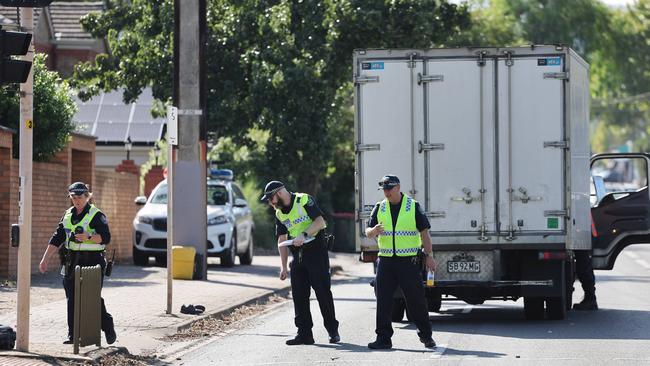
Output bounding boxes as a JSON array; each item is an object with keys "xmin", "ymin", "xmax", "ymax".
[
  {"xmin": 546, "ymin": 281, "xmax": 568, "ymax": 320},
  {"xmin": 524, "ymin": 297, "xmax": 544, "ymax": 320}
]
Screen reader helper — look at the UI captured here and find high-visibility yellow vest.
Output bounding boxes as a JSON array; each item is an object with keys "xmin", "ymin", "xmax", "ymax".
[
  {"xmin": 376, "ymin": 195, "xmax": 421, "ymax": 257},
  {"xmin": 276, "ymin": 193, "xmax": 322, "ymax": 238},
  {"xmin": 63, "ymin": 204, "xmax": 106, "ymax": 251}
]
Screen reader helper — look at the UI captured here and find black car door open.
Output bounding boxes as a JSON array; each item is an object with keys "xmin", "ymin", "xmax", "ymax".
[{"xmin": 590, "ymin": 153, "xmax": 650, "ymax": 269}]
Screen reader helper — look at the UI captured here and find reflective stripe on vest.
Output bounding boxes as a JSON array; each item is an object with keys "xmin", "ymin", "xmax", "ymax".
[
  {"xmin": 63, "ymin": 205, "xmax": 106, "ymax": 251},
  {"xmin": 275, "ymin": 193, "xmax": 313, "ymax": 238},
  {"xmin": 376, "ymin": 195, "xmax": 421, "ymax": 257}
]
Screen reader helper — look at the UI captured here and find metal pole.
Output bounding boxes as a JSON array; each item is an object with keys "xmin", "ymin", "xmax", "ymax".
[
  {"xmin": 166, "ymin": 139, "xmax": 173, "ymax": 314},
  {"xmin": 16, "ymin": 7, "xmax": 33, "ymax": 352}
]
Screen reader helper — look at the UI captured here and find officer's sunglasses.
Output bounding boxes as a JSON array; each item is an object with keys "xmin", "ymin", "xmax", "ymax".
[{"xmin": 265, "ymin": 187, "xmax": 283, "ymax": 202}]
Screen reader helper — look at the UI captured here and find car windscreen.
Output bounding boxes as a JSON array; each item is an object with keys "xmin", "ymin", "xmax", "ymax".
[
  {"xmin": 208, "ymin": 185, "xmax": 228, "ymax": 205},
  {"xmin": 150, "ymin": 184, "xmax": 168, "ymax": 204},
  {"xmin": 150, "ymin": 183, "xmax": 228, "ymax": 205}
]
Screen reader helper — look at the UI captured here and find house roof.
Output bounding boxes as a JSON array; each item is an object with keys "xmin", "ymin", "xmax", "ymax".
[
  {"xmin": 0, "ymin": 1, "xmax": 103, "ymax": 40},
  {"xmin": 73, "ymin": 88, "xmax": 166, "ymax": 146}
]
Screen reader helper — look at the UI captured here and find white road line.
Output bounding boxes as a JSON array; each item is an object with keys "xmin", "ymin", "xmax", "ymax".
[
  {"xmin": 429, "ymin": 344, "xmax": 447, "ymax": 359},
  {"xmin": 635, "ymin": 259, "xmax": 650, "ymax": 269},
  {"xmin": 626, "ymin": 251, "xmax": 640, "ymax": 259}
]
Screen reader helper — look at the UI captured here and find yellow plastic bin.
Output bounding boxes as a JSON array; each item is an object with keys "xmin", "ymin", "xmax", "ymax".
[{"xmin": 172, "ymin": 245, "xmax": 196, "ymax": 280}]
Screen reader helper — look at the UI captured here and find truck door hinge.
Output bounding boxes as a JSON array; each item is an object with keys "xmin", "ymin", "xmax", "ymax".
[
  {"xmin": 543, "ymin": 140, "xmax": 569, "ymax": 149},
  {"xmin": 543, "ymin": 72, "xmax": 569, "ymax": 80},
  {"xmin": 407, "ymin": 52, "xmax": 419, "ymax": 68},
  {"xmin": 418, "ymin": 141, "xmax": 444, "ymax": 153},
  {"xmin": 426, "ymin": 211, "xmax": 446, "ymax": 219},
  {"xmin": 477, "ymin": 51, "xmax": 488, "ymax": 67},
  {"xmin": 355, "ymin": 143, "xmax": 380, "ymax": 152},
  {"xmin": 417, "ymin": 73, "xmax": 444, "ymax": 85},
  {"xmin": 544, "ymin": 210, "xmax": 567, "ymax": 217},
  {"xmin": 503, "ymin": 50, "xmax": 514, "ymax": 66},
  {"xmin": 354, "ymin": 75, "xmax": 379, "ymax": 85}
]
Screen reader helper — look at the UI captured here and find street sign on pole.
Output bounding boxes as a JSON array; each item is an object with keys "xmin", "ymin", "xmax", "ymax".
[{"xmin": 167, "ymin": 105, "xmax": 178, "ymax": 146}]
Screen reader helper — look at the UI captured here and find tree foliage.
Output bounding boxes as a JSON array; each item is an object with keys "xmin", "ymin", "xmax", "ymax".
[
  {"xmin": 0, "ymin": 54, "xmax": 77, "ymax": 161},
  {"xmin": 72, "ymin": 0, "xmax": 471, "ymax": 199}
]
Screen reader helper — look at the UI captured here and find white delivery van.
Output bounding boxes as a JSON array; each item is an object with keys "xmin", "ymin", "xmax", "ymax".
[{"xmin": 354, "ymin": 46, "xmax": 650, "ymax": 320}]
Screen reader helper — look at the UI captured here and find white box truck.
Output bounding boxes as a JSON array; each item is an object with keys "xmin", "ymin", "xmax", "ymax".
[{"xmin": 354, "ymin": 46, "xmax": 650, "ymax": 320}]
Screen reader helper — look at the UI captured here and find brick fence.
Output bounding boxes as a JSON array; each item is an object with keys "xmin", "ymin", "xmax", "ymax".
[{"xmin": 0, "ymin": 127, "xmax": 139, "ymax": 278}]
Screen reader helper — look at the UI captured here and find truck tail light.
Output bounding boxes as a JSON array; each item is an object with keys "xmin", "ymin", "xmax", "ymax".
[
  {"xmin": 590, "ymin": 212, "xmax": 598, "ymax": 238},
  {"xmin": 538, "ymin": 251, "xmax": 567, "ymax": 260}
]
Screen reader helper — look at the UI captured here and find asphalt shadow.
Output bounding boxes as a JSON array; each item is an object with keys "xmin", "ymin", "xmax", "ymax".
[{"xmin": 415, "ymin": 304, "xmax": 650, "ymax": 341}]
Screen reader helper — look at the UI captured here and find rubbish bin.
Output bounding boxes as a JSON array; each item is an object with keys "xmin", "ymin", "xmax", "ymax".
[{"xmin": 172, "ymin": 245, "xmax": 196, "ymax": 280}]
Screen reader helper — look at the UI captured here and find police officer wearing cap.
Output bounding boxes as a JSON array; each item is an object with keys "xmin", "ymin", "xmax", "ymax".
[
  {"xmin": 261, "ymin": 180, "xmax": 340, "ymax": 345},
  {"xmin": 365, "ymin": 174, "xmax": 436, "ymax": 349},
  {"xmin": 39, "ymin": 182, "xmax": 116, "ymax": 345}
]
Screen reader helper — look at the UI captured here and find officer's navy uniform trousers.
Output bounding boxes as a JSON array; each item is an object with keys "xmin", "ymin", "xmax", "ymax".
[
  {"xmin": 289, "ymin": 233, "xmax": 338, "ymax": 338},
  {"xmin": 375, "ymin": 255, "xmax": 431, "ymax": 341}
]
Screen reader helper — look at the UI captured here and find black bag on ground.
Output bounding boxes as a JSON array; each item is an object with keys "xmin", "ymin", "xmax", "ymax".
[{"xmin": 0, "ymin": 325, "xmax": 16, "ymax": 350}]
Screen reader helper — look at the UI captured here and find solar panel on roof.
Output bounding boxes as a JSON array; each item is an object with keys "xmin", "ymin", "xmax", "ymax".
[
  {"xmin": 94, "ymin": 122, "xmax": 128, "ymax": 142},
  {"xmin": 128, "ymin": 123, "xmax": 164, "ymax": 143},
  {"xmin": 72, "ymin": 87, "xmax": 165, "ymax": 144}
]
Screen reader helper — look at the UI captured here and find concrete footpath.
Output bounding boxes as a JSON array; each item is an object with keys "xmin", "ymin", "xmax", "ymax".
[{"xmin": 0, "ymin": 252, "xmax": 360, "ymax": 363}]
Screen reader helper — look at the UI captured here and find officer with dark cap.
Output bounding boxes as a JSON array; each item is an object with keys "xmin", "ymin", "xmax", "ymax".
[
  {"xmin": 366, "ymin": 174, "xmax": 436, "ymax": 350},
  {"xmin": 261, "ymin": 180, "xmax": 340, "ymax": 345},
  {"xmin": 39, "ymin": 182, "xmax": 117, "ymax": 345}
]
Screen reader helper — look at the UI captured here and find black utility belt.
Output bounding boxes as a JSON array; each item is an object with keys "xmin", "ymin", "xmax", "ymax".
[
  {"xmin": 290, "ymin": 240, "xmax": 324, "ymax": 253},
  {"xmin": 69, "ymin": 251, "xmax": 105, "ymax": 260}
]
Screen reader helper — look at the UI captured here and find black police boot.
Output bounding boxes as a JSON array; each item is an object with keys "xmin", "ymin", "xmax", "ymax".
[
  {"xmin": 573, "ymin": 294, "xmax": 598, "ymax": 311},
  {"xmin": 328, "ymin": 330, "xmax": 340, "ymax": 344},
  {"xmin": 420, "ymin": 336, "xmax": 436, "ymax": 349},
  {"xmin": 368, "ymin": 338, "xmax": 392, "ymax": 349},
  {"xmin": 286, "ymin": 334, "xmax": 315, "ymax": 346}
]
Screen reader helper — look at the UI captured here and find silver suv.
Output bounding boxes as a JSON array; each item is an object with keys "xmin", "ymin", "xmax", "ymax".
[{"xmin": 132, "ymin": 172, "xmax": 254, "ymax": 267}]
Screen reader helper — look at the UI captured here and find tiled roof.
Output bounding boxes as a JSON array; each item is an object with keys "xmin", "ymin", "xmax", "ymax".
[{"xmin": 0, "ymin": 1, "xmax": 103, "ymax": 40}]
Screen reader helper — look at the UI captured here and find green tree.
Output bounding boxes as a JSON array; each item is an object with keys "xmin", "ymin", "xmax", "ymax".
[
  {"xmin": 0, "ymin": 54, "xmax": 77, "ymax": 161},
  {"xmin": 72, "ymin": 0, "xmax": 471, "ymax": 198}
]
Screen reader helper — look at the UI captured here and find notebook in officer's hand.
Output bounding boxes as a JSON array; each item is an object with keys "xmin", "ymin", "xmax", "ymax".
[{"xmin": 278, "ymin": 236, "xmax": 315, "ymax": 247}]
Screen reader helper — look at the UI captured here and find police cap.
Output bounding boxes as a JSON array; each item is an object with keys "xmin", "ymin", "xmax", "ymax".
[
  {"xmin": 260, "ymin": 181, "xmax": 284, "ymax": 202},
  {"xmin": 68, "ymin": 182, "xmax": 89, "ymax": 195}
]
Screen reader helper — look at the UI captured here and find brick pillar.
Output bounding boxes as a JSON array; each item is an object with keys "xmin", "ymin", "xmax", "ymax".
[
  {"xmin": 0, "ymin": 127, "xmax": 15, "ymax": 277},
  {"xmin": 144, "ymin": 165, "xmax": 165, "ymax": 197},
  {"xmin": 115, "ymin": 160, "xmax": 140, "ymax": 175}
]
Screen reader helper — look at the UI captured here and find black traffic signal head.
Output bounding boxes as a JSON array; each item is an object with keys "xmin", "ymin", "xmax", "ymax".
[
  {"xmin": 0, "ymin": 0, "xmax": 53, "ymax": 6},
  {"xmin": 0, "ymin": 29, "xmax": 32, "ymax": 83}
]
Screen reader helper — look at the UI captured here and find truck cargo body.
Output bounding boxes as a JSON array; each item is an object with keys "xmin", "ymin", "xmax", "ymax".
[{"xmin": 354, "ymin": 46, "xmax": 650, "ymax": 320}]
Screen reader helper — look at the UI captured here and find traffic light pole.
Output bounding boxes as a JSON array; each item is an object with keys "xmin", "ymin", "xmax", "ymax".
[{"xmin": 16, "ymin": 7, "xmax": 33, "ymax": 352}]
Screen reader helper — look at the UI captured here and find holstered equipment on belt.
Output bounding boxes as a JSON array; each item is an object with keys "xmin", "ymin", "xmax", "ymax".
[{"xmin": 325, "ymin": 234, "xmax": 335, "ymax": 251}]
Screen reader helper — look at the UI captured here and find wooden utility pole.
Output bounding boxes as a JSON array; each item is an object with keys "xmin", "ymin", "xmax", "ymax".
[
  {"xmin": 172, "ymin": 0, "xmax": 207, "ymax": 281},
  {"xmin": 16, "ymin": 6, "xmax": 33, "ymax": 352}
]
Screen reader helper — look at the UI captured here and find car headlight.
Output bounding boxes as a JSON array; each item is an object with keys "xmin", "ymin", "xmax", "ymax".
[
  {"xmin": 135, "ymin": 215, "xmax": 153, "ymax": 225},
  {"xmin": 207, "ymin": 215, "xmax": 228, "ymax": 226}
]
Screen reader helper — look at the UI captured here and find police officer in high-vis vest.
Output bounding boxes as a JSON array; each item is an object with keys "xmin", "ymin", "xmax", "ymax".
[
  {"xmin": 39, "ymin": 182, "xmax": 116, "ymax": 345},
  {"xmin": 261, "ymin": 180, "xmax": 340, "ymax": 345},
  {"xmin": 365, "ymin": 175, "xmax": 436, "ymax": 349}
]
